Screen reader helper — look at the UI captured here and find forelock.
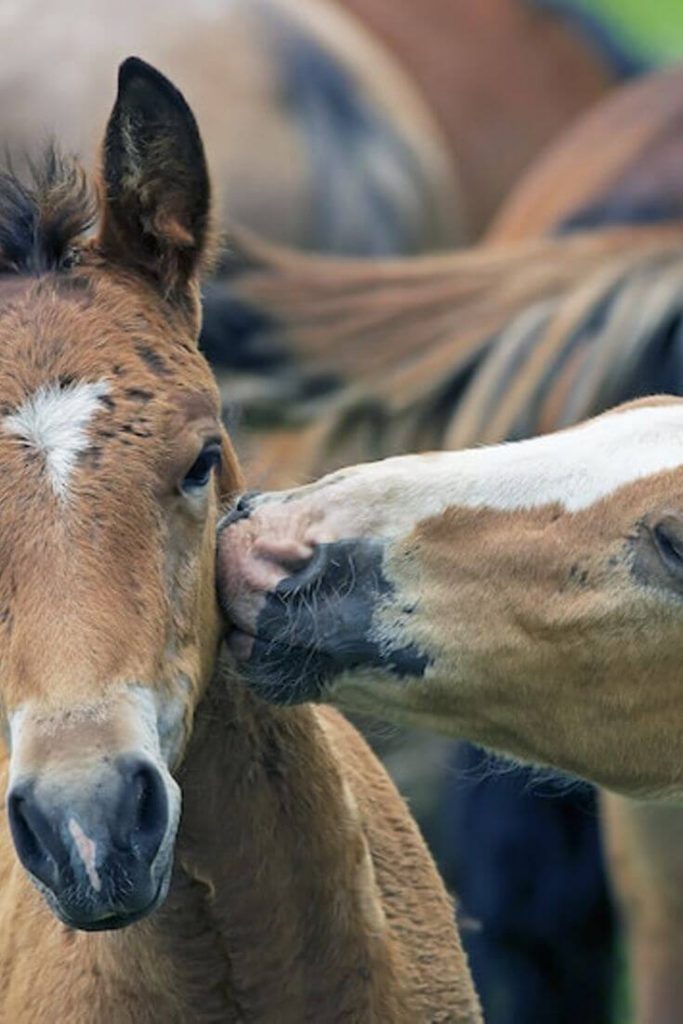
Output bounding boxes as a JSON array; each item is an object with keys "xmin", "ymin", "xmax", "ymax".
[{"xmin": 0, "ymin": 146, "xmax": 96, "ymax": 277}]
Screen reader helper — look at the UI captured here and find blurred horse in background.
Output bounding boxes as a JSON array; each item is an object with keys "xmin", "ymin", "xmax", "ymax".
[
  {"xmin": 489, "ymin": 62, "xmax": 683, "ymax": 241},
  {"xmin": 205, "ymin": 65, "xmax": 683, "ymax": 489},
  {"xmin": 0, "ymin": 0, "xmax": 641, "ymax": 257},
  {"xmin": 340, "ymin": 0, "xmax": 644, "ymax": 238},
  {"xmin": 0, "ymin": 0, "xmax": 459, "ymax": 256},
  {"xmin": 207, "ymin": 65, "xmax": 683, "ymax": 478},
  {"xmin": 203, "ymin": 64, "xmax": 683, "ymax": 1023}
]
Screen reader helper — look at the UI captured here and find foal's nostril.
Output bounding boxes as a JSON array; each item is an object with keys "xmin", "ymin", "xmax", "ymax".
[
  {"xmin": 279, "ymin": 544, "xmax": 327, "ymax": 591},
  {"xmin": 7, "ymin": 759, "xmax": 172, "ymax": 927},
  {"xmin": 116, "ymin": 760, "xmax": 168, "ymax": 863},
  {"xmin": 219, "ymin": 490, "xmax": 261, "ymax": 530},
  {"xmin": 236, "ymin": 490, "xmax": 259, "ymax": 513},
  {"xmin": 8, "ymin": 788, "xmax": 63, "ymax": 889}
]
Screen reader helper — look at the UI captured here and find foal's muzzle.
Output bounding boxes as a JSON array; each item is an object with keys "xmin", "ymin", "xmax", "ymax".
[
  {"xmin": 223, "ymin": 535, "xmax": 430, "ymax": 704},
  {"xmin": 7, "ymin": 755, "xmax": 174, "ymax": 930}
]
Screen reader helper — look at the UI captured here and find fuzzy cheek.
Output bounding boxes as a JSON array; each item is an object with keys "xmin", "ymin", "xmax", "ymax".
[{"xmin": 154, "ymin": 681, "xmax": 192, "ymax": 768}]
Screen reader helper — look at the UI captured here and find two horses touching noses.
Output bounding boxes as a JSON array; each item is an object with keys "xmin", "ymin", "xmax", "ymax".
[
  {"xmin": 220, "ymin": 395, "xmax": 683, "ymax": 801},
  {"xmin": 0, "ymin": 60, "xmax": 482, "ymax": 1021}
]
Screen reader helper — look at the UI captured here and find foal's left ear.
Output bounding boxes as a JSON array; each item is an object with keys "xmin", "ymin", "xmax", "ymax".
[{"xmin": 99, "ymin": 57, "xmax": 211, "ymax": 302}]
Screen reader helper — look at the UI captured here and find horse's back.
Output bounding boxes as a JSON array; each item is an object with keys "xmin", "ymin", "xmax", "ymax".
[
  {"xmin": 489, "ymin": 66, "xmax": 683, "ymax": 242},
  {"xmin": 339, "ymin": 0, "xmax": 639, "ymax": 236}
]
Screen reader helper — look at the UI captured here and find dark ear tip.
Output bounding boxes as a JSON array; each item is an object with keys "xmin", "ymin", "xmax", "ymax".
[
  {"xmin": 116, "ymin": 57, "xmax": 189, "ymax": 113},
  {"xmin": 118, "ymin": 56, "xmax": 158, "ymax": 89}
]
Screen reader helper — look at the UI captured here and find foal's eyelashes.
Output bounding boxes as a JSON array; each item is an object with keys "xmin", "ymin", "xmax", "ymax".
[{"xmin": 180, "ymin": 440, "xmax": 223, "ymax": 494}]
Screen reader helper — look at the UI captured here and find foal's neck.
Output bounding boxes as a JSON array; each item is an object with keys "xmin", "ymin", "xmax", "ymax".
[{"xmin": 169, "ymin": 661, "xmax": 409, "ymax": 1022}]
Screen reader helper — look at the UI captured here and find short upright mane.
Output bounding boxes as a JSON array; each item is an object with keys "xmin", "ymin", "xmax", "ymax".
[{"xmin": 0, "ymin": 146, "xmax": 96, "ymax": 276}]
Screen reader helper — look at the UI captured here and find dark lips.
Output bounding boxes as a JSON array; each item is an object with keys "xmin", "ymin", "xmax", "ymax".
[{"xmin": 49, "ymin": 871, "xmax": 170, "ymax": 933}]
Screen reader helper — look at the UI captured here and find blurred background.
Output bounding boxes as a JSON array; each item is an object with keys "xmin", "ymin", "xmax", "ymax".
[
  {"xmin": 585, "ymin": 0, "xmax": 683, "ymax": 59},
  {"xmin": 5, "ymin": 2, "xmax": 683, "ymax": 1022}
]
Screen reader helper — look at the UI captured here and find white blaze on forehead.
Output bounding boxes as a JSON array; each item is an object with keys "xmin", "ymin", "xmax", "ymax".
[
  {"xmin": 3, "ymin": 379, "xmax": 110, "ymax": 498},
  {"xmin": 67, "ymin": 818, "xmax": 102, "ymax": 892},
  {"xmin": 261, "ymin": 402, "xmax": 683, "ymax": 538}
]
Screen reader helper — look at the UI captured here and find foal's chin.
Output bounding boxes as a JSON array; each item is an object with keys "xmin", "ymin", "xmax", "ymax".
[{"xmin": 41, "ymin": 844, "xmax": 176, "ymax": 933}]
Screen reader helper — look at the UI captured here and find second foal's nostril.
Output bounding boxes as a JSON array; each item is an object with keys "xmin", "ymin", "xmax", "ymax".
[
  {"xmin": 219, "ymin": 491, "xmax": 261, "ymax": 530},
  {"xmin": 277, "ymin": 544, "xmax": 328, "ymax": 591}
]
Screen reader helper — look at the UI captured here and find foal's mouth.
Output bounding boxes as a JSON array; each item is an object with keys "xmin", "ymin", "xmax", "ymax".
[
  {"xmin": 51, "ymin": 870, "xmax": 172, "ymax": 932},
  {"xmin": 220, "ymin": 535, "xmax": 431, "ymax": 706},
  {"xmin": 31, "ymin": 831, "xmax": 177, "ymax": 933}
]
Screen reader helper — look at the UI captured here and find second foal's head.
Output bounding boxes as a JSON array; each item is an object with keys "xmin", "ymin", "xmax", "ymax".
[{"xmin": 0, "ymin": 60, "xmax": 240, "ymax": 929}]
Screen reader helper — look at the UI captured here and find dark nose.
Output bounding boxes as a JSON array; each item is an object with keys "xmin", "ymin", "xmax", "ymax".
[
  {"xmin": 237, "ymin": 537, "xmax": 430, "ymax": 705},
  {"xmin": 7, "ymin": 757, "xmax": 169, "ymax": 929},
  {"xmin": 238, "ymin": 539, "xmax": 388, "ymax": 702}
]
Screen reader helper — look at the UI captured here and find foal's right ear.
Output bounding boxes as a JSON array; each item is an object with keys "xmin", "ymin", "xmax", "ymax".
[{"xmin": 99, "ymin": 57, "xmax": 211, "ymax": 300}]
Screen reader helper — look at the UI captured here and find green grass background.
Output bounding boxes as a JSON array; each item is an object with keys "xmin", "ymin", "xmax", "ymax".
[{"xmin": 582, "ymin": 0, "xmax": 683, "ymax": 59}]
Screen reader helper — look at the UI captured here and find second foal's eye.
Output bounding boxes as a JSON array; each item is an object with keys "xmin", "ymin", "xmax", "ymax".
[{"xmin": 181, "ymin": 442, "xmax": 222, "ymax": 493}]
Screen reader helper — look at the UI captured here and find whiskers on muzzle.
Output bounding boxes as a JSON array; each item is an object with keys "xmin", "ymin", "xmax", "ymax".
[{"xmin": 235, "ymin": 538, "xmax": 430, "ymax": 704}]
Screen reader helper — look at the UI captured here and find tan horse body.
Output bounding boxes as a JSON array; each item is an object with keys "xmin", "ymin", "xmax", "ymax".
[
  {"xmin": 0, "ymin": 62, "xmax": 479, "ymax": 1022},
  {"xmin": 488, "ymin": 64, "xmax": 683, "ymax": 243},
  {"xmin": 340, "ymin": 0, "xmax": 632, "ymax": 237}
]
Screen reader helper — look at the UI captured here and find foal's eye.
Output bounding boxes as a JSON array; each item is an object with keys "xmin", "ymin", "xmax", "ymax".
[
  {"xmin": 652, "ymin": 515, "xmax": 683, "ymax": 579},
  {"xmin": 181, "ymin": 442, "xmax": 222, "ymax": 493}
]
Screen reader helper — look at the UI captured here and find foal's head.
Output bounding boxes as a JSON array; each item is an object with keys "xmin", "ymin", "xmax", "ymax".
[{"xmin": 0, "ymin": 60, "xmax": 240, "ymax": 929}]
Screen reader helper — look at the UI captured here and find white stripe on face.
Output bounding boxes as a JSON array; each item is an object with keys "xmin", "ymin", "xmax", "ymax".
[
  {"xmin": 397, "ymin": 401, "xmax": 683, "ymax": 515},
  {"xmin": 67, "ymin": 818, "xmax": 102, "ymax": 892},
  {"xmin": 261, "ymin": 401, "xmax": 683, "ymax": 541},
  {"xmin": 3, "ymin": 379, "xmax": 110, "ymax": 499}
]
